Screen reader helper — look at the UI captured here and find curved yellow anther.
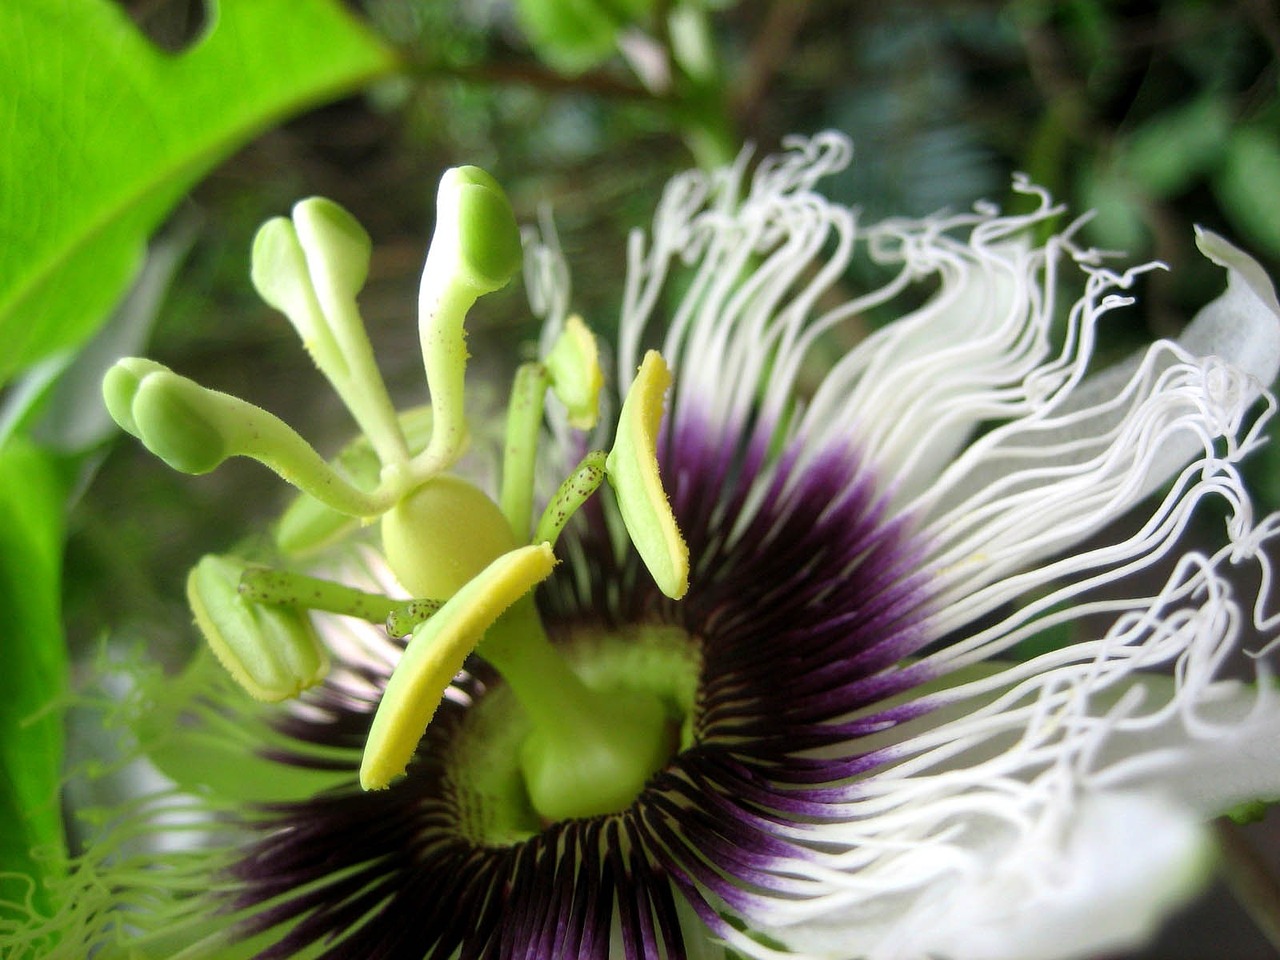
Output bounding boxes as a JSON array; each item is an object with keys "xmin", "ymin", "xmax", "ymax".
[
  {"xmin": 360, "ymin": 542, "xmax": 557, "ymax": 790},
  {"xmin": 605, "ymin": 350, "xmax": 689, "ymax": 600},
  {"xmin": 545, "ymin": 314, "xmax": 604, "ymax": 430},
  {"xmin": 187, "ymin": 554, "xmax": 329, "ymax": 703}
]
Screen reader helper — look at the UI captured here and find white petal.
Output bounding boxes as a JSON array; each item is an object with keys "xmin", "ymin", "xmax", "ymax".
[
  {"xmin": 720, "ymin": 519, "xmax": 1280, "ymax": 960},
  {"xmin": 1189, "ymin": 226, "xmax": 1280, "ymax": 366},
  {"xmin": 890, "ymin": 790, "xmax": 1213, "ymax": 960},
  {"xmin": 740, "ymin": 789, "xmax": 1210, "ymax": 960},
  {"xmin": 1090, "ymin": 676, "xmax": 1280, "ymax": 815}
]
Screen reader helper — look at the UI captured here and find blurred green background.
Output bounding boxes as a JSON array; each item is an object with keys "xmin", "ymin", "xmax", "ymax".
[{"xmin": 2, "ymin": 0, "xmax": 1278, "ymax": 955}]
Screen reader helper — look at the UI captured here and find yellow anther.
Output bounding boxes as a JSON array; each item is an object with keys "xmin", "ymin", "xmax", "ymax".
[
  {"xmin": 359, "ymin": 542, "xmax": 558, "ymax": 790},
  {"xmin": 605, "ymin": 350, "xmax": 689, "ymax": 600},
  {"xmin": 545, "ymin": 314, "xmax": 604, "ymax": 430},
  {"xmin": 187, "ymin": 554, "xmax": 329, "ymax": 703}
]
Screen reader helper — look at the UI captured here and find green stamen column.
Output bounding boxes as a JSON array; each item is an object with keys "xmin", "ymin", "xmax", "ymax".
[{"xmin": 482, "ymin": 598, "xmax": 672, "ymax": 821}]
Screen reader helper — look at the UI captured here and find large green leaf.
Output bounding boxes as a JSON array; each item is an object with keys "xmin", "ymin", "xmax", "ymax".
[
  {"xmin": 1118, "ymin": 96, "xmax": 1230, "ymax": 199},
  {"xmin": 1216, "ymin": 126, "xmax": 1280, "ymax": 260},
  {"xmin": 0, "ymin": 439, "xmax": 68, "ymax": 916},
  {"xmin": 0, "ymin": 0, "xmax": 399, "ymax": 386}
]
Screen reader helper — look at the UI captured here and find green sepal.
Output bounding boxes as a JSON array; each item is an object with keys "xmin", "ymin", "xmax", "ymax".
[{"xmin": 132, "ymin": 648, "xmax": 352, "ymax": 805}]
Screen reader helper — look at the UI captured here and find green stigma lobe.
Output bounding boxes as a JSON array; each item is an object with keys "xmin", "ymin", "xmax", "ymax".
[{"xmin": 130, "ymin": 370, "xmax": 229, "ymax": 474}]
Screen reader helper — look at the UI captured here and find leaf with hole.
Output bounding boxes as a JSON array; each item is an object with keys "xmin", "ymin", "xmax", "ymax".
[{"xmin": 0, "ymin": 0, "xmax": 399, "ymax": 387}]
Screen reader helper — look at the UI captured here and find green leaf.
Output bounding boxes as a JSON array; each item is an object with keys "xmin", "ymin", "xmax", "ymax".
[
  {"xmin": 1215, "ymin": 126, "xmax": 1280, "ymax": 259},
  {"xmin": 514, "ymin": 0, "xmax": 624, "ymax": 74},
  {"xmin": 1078, "ymin": 159, "xmax": 1149, "ymax": 253},
  {"xmin": 1118, "ymin": 96, "xmax": 1230, "ymax": 199},
  {"xmin": 0, "ymin": 439, "xmax": 69, "ymax": 916},
  {"xmin": 0, "ymin": 0, "xmax": 399, "ymax": 387}
]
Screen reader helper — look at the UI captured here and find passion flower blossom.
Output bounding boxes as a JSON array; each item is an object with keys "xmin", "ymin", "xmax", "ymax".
[{"xmin": 6, "ymin": 132, "xmax": 1280, "ymax": 960}]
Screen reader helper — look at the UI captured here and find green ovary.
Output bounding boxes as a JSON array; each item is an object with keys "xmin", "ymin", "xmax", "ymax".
[{"xmin": 381, "ymin": 475, "xmax": 520, "ymax": 597}]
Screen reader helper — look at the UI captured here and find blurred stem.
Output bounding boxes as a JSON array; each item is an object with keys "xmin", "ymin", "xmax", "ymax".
[
  {"xmin": 404, "ymin": 57, "xmax": 655, "ymax": 102},
  {"xmin": 1016, "ymin": 9, "xmax": 1098, "ymax": 200},
  {"xmin": 1215, "ymin": 817, "xmax": 1280, "ymax": 951},
  {"xmin": 733, "ymin": 0, "xmax": 812, "ymax": 134},
  {"xmin": 665, "ymin": 5, "xmax": 736, "ymax": 168},
  {"xmin": 404, "ymin": 5, "xmax": 738, "ymax": 170}
]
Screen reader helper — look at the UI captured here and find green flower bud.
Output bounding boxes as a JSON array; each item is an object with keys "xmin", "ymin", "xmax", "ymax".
[{"xmin": 187, "ymin": 554, "xmax": 329, "ymax": 703}]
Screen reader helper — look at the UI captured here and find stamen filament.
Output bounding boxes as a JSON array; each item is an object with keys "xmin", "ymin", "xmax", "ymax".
[
  {"xmin": 533, "ymin": 450, "xmax": 607, "ymax": 546},
  {"xmin": 239, "ymin": 567, "xmax": 410, "ymax": 624},
  {"xmin": 385, "ymin": 599, "xmax": 446, "ymax": 638},
  {"xmin": 500, "ymin": 361, "xmax": 551, "ymax": 538},
  {"xmin": 238, "ymin": 567, "xmax": 444, "ymax": 639}
]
